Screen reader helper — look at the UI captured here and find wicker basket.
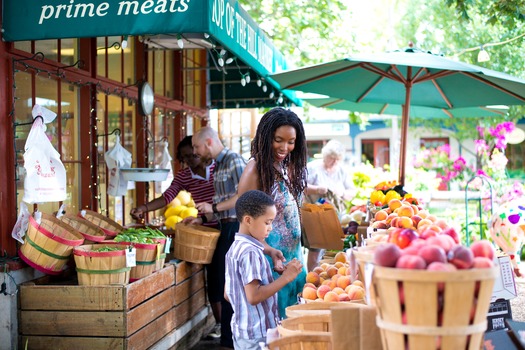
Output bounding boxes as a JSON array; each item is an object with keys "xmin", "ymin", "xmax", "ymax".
[
  {"xmin": 286, "ymin": 302, "xmax": 347, "ymax": 318},
  {"xmin": 173, "ymin": 223, "xmax": 220, "ymax": 264},
  {"xmin": 60, "ymin": 214, "xmax": 106, "ymax": 243},
  {"xmin": 152, "ymin": 238, "xmax": 167, "ymax": 271},
  {"xmin": 372, "ymin": 266, "xmax": 498, "ymax": 350},
  {"xmin": 353, "ymin": 246, "xmax": 376, "ymax": 305},
  {"xmin": 267, "ymin": 334, "xmax": 332, "ymax": 350},
  {"xmin": 117, "ymin": 241, "xmax": 158, "ymax": 281},
  {"xmin": 278, "ymin": 314, "xmax": 331, "ymax": 337},
  {"xmin": 73, "ymin": 244, "xmax": 130, "ymax": 285},
  {"xmin": 78, "ymin": 210, "xmax": 123, "ymax": 238},
  {"xmin": 19, "ymin": 213, "xmax": 85, "ymax": 275}
]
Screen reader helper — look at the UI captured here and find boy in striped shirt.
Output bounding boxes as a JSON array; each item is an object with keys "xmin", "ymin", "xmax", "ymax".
[{"xmin": 225, "ymin": 190, "xmax": 303, "ymax": 349}]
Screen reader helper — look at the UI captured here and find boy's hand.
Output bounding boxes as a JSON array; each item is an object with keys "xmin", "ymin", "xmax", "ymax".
[{"xmin": 282, "ymin": 258, "xmax": 303, "ymax": 282}]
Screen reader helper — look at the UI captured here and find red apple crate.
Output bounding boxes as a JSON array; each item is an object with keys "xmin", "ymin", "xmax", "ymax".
[{"xmin": 371, "ymin": 266, "xmax": 498, "ymax": 350}]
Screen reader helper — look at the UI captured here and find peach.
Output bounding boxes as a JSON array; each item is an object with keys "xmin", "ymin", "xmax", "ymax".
[
  {"xmin": 313, "ymin": 266, "xmax": 324, "ymax": 274},
  {"xmin": 448, "ymin": 245, "xmax": 474, "ymax": 269},
  {"xmin": 374, "ymin": 210, "xmax": 389, "ymax": 222},
  {"xmin": 302, "ymin": 286, "xmax": 318, "ymax": 300},
  {"xmin": 418, "ymin": 245, "xmax": 447, "ymax": 265},
  {"xmin": 305, "ymin": 271, "xmax": 321, "ymax": 286},
  {"xmin": 374, "ymin": 242, "xmax": 402, "ymax": 267},
  {"xmin": 331, "ymin": 273, "xmax": 342, "ymax": 281},
  {"xmin": 337, "ymin": 266, "xmax": 347, "ymax": 276},
  {"xmin": 417, "ymin": 209, "xmax": 429, "ymax": 219},
  {"xmin": 388, "ymin": 199, "xmax": 403, "ymax": 211},
  {"xmin": 320, "ymin": 263, "xmax": 330, "ymax": 271},
  {"xmin": 326, "ymin": 266, "xmax": 339, "ymax": 278},
  {"xmin": 434, "ymin": 219, "xmax": 449, "ymax": 230},
  {"xmin": 336, "ymin": 275, "xmax": 352, "ymax": 289},
  {"xmin": 317, "ymin": 284, "xmax": 332, "ymax": 299},
  {"xmin": 322, "ymin": 279, "xmax": 336, "ymax": 290},
  {"xmin": 426, "ymin": 214, "xmax": 438, "ymax": 222},
  {"xmin": 441, "ymin": 227, "xmax": 460, "ymax": 244},
  {"xmin": 335, "ymin": 251, "xmax": 348, "ymax": 264},
  {"xmin": 304, "ymin": 282, "xmax": 317, "ymax": 289},
  {"xmin": 417, "ymin": 218, "xmax": 433, "ymax": 230},
  {"xmin": 386, "ymin": 212, "xmax": 398, "ymax": 224},
  {"xmin": 390, "ymin": 217, "xmax": 400, "ymax": 228},
  {"xmin": 470, "ymin": 240, "xmax": 495, "ymax": 260},
  {"xmin": 332, "ymin": 287, "xmax": 345, "ymax": 295},
  {"xmin": 395, "ymin": 205, "xmax": 414, "ymax": 218},
  {"xmin": 411, "ymin": 215, "xmax": 423, "ymax": 228},
  {"xmin": 346, "ymin": 285, "xmax": 365, "ymax": 300},
  {"xmin": 426, "ymin": 235, "xmax": 456, "ymax": 252},
  {"xmin": 351, "ymin": 280, "xmax": 364, "ymax": 288},
  {"xmin": 371, "ymin": 220, "xmax": 388, "ymax": 229},
  {"xmin": 426, "ymin": 224, "xmax": 443, "ymax": 233},
  {"xmin": 338, "ymin": 293, "xmax": 351, "ymax": 302},
  {"xmin": 427, "ymin": 261, "xmax": 457, "ymax": 291},
  {"xmin": 323, "ymin": 291, "xmax": 340, "ymax": 302},
  {"xmin": 397, "ymin": 216, "xmax": 414, "ymax": 229},
  {"xmin": 472, "ymin": 256, "xmax": 494, "ymax": 268},
  {"xmin": 400, "ymin": 246, "xmax": 420, "ymax": 256},
  {"xmin": 319, "ymin": 271, "xmax": 329, "ymax": 280},
  {"xmin": 410, "ymin": 204, "xmax": 419, "ymax": 214},
  {"xmin": 334, "ymin": 261, "xmax": 345, "ymax": 269},
  {"xmin": 395, "ymin": 254, "xmax": 426, "ymax": 269}
]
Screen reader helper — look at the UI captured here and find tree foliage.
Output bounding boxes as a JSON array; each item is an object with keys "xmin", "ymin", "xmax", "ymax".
[{"xmin": 446, "ymin": 0, "xmax": 525, "ymax": 27}]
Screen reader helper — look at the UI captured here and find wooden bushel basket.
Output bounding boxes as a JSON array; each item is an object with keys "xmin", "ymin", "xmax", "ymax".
[
  {"xmin": 174, "ymin": 223, "xmax": 220, "ymax": 264},
  {"xmin": 372, "ymin": 266, "xmax": 499, "ymax": 350},
  {"xmin": 117, "ymin": 241, "xmax": 158, "ymax": 282},
  {"xmin": 286, "ymin": 302, "xmax": 348, "ymax": 318},
  {"xmin": 353, "ymin": 246, "xmax": 376, "ymax": 305},
  {"xmin": 60, "ymin": 213, "xmax": 106, "ymax": 243},
  {"xmin": 78, "ymin": 209, "xmax": 124, "ymax": 238},
  {"xmin": 19, "ymin": 213, "xmax": 84, "ymax": 275},
  {"xmin": 73, "ymin": 244, "xmax": 130, "ymax": 285},
  {"xmin": 278, "ymin": 314, "xmax": 331, "ymax": 337},
  {"xmin": 267, "ymin": 334, "xmax": 332, "ymax": 350},
  {"xmin": 152, "ymin": 237, "xmax": 167, "ymax": 271}
]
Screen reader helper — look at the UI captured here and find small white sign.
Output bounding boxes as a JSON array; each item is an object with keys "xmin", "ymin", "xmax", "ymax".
[
  {"xmin": 491, "ymin": 255, "xmax": 518, "ymax": 301},
  {"xmin": 125, "ymin": 247, "xmax": 136, "ymax": 267},
  {"xmin": 364, "ymin": 262, "xmax": 374, "ymax": 305}
]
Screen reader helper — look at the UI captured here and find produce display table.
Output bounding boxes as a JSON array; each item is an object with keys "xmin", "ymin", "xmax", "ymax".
[{"xmin": 18, "ymin": 261, "xmax": 206, "ymax": 349}]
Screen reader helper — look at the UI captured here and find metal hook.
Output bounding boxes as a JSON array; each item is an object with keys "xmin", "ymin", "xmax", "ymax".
[
  {"xmin": 56, "ymin": 59, "xmax": 85, "ymax": 76},
  {"xmin": 15, "ymin": 115, "xmax": 44, "ymax": 127},
  {"xmin": 96, "ymin": 128, "xmax": 121, "ymax": 138},
  {"xmin": 13, "ymin": 52, "xmax": 45, "ymax": 64}
]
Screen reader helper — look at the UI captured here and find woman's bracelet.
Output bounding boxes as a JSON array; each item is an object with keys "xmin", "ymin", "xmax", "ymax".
[{"xmin": 200, "ymin": 214, "xmax": 208, "ymax": 223}]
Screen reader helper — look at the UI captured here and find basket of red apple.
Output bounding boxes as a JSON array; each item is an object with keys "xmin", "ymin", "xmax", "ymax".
[{"xmin": 371, "ymin": 235, "xmax": 498, "ymax": 350}]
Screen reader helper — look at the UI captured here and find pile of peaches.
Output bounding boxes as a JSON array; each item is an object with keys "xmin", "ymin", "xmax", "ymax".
[{"xmin": 301, "ymin": 252, "xmax": 365, "ymax": 303}]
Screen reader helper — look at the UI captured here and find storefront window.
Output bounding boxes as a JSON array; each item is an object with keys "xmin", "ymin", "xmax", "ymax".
[{"xmin": 218, "ymin": 109, "xmax": 254, "ymax": 159}]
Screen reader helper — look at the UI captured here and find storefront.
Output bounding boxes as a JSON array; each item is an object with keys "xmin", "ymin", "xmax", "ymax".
[{"xmin": 0, "ymin": 0, "xmax": 299, "ymax": 258}]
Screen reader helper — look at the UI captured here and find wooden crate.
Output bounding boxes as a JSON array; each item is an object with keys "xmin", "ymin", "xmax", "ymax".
[{"xmin": 19, "ymin": 262, "xmax": 207, "ymax": 350}]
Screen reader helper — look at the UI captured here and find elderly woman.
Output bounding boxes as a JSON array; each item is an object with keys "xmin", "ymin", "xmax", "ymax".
[{"xmin": 306, "ymin": 139, "xmax": 355, "ymax": 271}]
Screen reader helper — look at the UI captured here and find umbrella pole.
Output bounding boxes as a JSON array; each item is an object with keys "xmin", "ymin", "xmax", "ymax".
[{"xmin": 399, "ymin": 83, "xmax": 412, "ymax": 187}]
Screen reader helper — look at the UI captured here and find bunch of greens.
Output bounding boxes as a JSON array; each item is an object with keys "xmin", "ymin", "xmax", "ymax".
[
  {"xmin": 114, "ymin": 227, "xmax": 166, "ymax": 244},
  {"xmin": 91, "ymin": 246, "xmax": 122, "ymax": 252}
]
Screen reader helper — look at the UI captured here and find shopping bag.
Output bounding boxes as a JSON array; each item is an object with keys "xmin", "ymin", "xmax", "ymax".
[
  {"xmin": 23, "ymin": 107, "xmax": 67, "ymax": 204},
  {"xmin": 11, "ymin": 202, "xmax": 30, "ymax": 244},
  {"xmin": 155, "ymin": 140, "xmax": 174, "ymax": 193},
  {"xmin": 105, "ymin": 134, "xmax": 132, "ymax": 196},
  {"xmin": 300, "ymin": 203, "xmax": 344, "ymax": 250}
]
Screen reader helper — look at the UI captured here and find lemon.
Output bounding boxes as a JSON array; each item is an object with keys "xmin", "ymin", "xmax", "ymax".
[
  {"xmin": 172, "ymin": 205, "xmax": 187, "ymax": 216},
  {"xmin": 180, "ymin": 207, "xmax": 198, "ymax": 219},
  {"xmin": 187, "ymin": 198, "xmax": 196, "ymax": 207},
  {"xmin": 176, "ymin": 190, "xmax": 192, "ymax": 206},
  {"xmin": 164, "ymin": 206, "xmax": 178, "ymax": 218},
  {"xmin": 167, "ymin": 197, "xmax": 182, "ymax": 208},
  {"xmin": 164, "ymin": 215, "xmax": 182, "ymax": 229}
]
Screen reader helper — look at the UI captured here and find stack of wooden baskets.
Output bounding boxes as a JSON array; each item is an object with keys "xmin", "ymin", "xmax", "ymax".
[{"xmin": 173, "ymin": 223, "xmax": 220, "ymax": 264}]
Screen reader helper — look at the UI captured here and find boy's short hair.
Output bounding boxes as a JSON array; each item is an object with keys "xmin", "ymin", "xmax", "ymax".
[{"xmin": 236, "ymin": 190, "xmax": 275, "ymax": 220}]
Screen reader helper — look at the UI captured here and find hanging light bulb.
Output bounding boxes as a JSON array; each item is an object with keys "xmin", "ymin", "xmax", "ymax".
[
  {"xmin": 218, "ymin": 56, "xmax": 224, "ymax": 67},
  {"xmin": 220, "ymin": 49, "xmax": 227, "ymax": 56},
  {"xmin": 277, "ymin": 94, "xmax": 284, "ymax": 104},
  {"xmin": 269, "ymin": 91, "xmax": 275, "ymax": 99},
  {"xmin": 477, "ymin": 46, "xmax": 490, "ymax": 62},
  {"xmin": 204, "ymin": 33, "xmax": 210, "ymax": 39},
  {"xmin": 262, "ymin": 84, "xmax": 267, "ymax": 92},
  {"xmin": 241, "ymin": 76, "xmax": 246, "ymax": 86},
  {"xmin": 245, "ymin": 74, "xmax": 250, "ymax": 84},
  {"xmin": 177, "ymin": 34, "xmax": 184, "ymax": 49},
  {"xmin": 225, "ymin": 57, "xmax": 234, "ymax": 64},
  {"xmin": 121, "ymin": 35, "xmax": 129, "ymax": 49},
  {"xmin": 257, "ymin": 78, "xmax": 262, "ymax": 87},
  {"xmin": 236, "ymin": 102, "xmax": 240, "ymax": 108}
]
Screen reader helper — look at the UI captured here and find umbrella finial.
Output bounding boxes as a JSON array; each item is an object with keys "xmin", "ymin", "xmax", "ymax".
[{"xmin": 408, "ymin": 41, "xmax": 414, "ymax": 48}]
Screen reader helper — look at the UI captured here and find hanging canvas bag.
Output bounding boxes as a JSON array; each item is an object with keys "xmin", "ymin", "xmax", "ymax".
[
  {"xmin": 23, "ymin": 106, "xmax": 67, "ymax": 204},
  {"xmin": 155, "ymin": 140, "xmax": 174, "ymax": 193},
  {"xmin": 105, "ymin": 134, "xmax": 132, "ymax": 196}
]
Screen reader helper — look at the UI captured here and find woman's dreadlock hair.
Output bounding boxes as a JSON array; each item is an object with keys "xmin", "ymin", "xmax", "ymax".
[
  {"xmin": 176, "ymin": 135, "xmax": 193, "ymax": 163},
  {"xmin": 251, "ymin": 107, "xmax": 308, "ymax": 199}
]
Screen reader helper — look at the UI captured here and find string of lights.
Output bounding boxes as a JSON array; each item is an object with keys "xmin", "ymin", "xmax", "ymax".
[{"xmin": 454, "ymin": 31, "xmax": 525, "ymax": 62}]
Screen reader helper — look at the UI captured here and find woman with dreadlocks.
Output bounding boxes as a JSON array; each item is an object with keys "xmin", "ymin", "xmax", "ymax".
[{"xmin": 237, "ymin": 107, "xmax": 326, "ymax": 316}]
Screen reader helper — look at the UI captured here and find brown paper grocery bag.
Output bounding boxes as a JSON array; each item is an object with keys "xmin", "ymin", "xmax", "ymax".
[
  {"xmin": 301, "ymin": 203, "xmax": 344, "ymax": 250},
  {"xmin": 331, "ymin": 304, "xmax": 383, "ymax": 350}
]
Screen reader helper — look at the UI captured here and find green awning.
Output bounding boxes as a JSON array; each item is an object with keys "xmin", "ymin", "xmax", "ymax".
[{"xmin": 2, "ymin": 0, "xmax": 301, "ymax": 108}]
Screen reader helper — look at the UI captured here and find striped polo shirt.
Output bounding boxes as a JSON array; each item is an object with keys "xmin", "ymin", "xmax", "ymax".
[
  {"xmin": 162, "ymin": 162, "xmax": 215, "ymax": 216},
  {"xmin": 225, "ymin": 233, "xmax": 280, "ymax": 340},
  {"xmin": 213, "ymin": 148, "xmax": 246, "ymax": 220}
]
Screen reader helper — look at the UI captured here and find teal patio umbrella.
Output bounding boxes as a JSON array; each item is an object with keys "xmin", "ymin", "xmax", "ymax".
[
  {"xmin": 305, "ymin": 98, "xmax": 508, "ymax": 119},
  {"xmin": 271, "ymin": 48, "xmax": 525, "ymax": 185}
]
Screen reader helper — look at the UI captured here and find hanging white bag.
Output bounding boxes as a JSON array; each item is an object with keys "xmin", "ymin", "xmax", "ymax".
[
  {"xmin": 22, "ymin": 105, "xmax": 67, "ymax": 204},
  {"xmin": 11, "ymin": 202, "xmax": 30, "ymax": 244},
  {"xmin": 155, "ymin": 140, "xmax": 174, "ymax": 193},
  {"xmin": 105, "ymin": 134, "xmax": 132, "ymax": 196}
]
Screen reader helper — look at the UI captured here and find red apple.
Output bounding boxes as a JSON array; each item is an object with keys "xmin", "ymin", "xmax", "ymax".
[
  {"xmin": 447, "ymin": 245, "xmax": 474, "ymax": 269},
  {"xmin": 470, "ymin": 240, "xmax": 495, "ymax": 260},
  {"xmin": 441, "ymin": 227, "xmax": 460, "ymax": 244},
  {"xmin": 374, "ymin": 242, "xmax": 402, "ymax": 267},
  {"xmin": 418, "ymin": 245, "xmax": 447, "ymax": 265},
  {"xmin": 395, "ymin": 254, "xmax": 427, "ymax": 269}
]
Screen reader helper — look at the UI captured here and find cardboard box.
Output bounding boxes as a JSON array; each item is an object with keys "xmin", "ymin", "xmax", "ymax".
[
  {"xmin": 492, "ymin": 255, "xmax": 518, "ymax": 302},
  {"xmin": 301, "ymin": 204, "xmax": 344, "ymax": 250},
  {"xmin": 331, "ymin": 303, "xmax": 383, "ymax": 350}
]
